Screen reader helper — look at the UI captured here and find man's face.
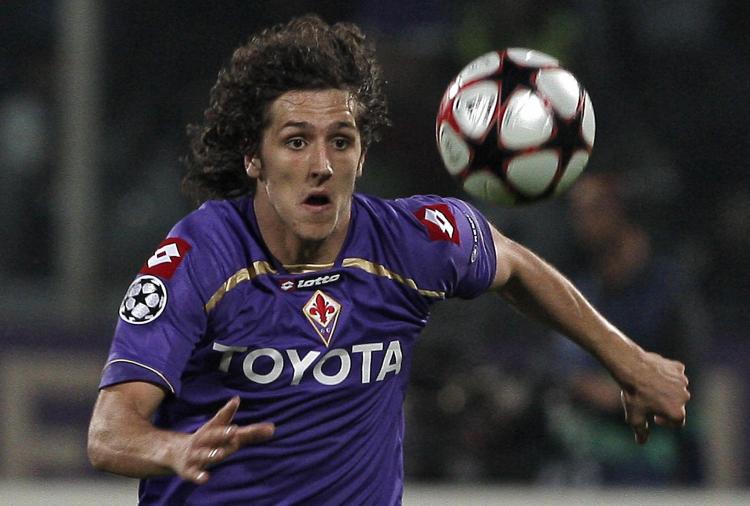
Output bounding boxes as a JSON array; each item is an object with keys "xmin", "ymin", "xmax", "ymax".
[{"xmin": 248, "ymin": 89, "xmax": 364, "ymax": 245}]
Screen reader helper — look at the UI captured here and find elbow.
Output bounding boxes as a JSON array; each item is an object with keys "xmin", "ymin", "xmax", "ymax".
[
  {"xmin": 87, "ymin": 433, "xmax": 106, "ymax": 471},
  {"xmin": 87, "ymin": 424, "xmax": 114, "ymax": 472}
]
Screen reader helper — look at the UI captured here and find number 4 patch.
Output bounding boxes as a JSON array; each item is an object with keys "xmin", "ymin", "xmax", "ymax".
[
  {"xmin": 415, "ymin": 204, "xmax": 460, "ymax": 245},
  {"xmin": 139, "ymin": 237, "xmax": 191, "ymax": 279}
]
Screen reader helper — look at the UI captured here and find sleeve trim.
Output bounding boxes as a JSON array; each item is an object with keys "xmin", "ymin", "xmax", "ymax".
[{"xmin": 103, "ymin": 359, "xmax": 176, "ymax": 394}]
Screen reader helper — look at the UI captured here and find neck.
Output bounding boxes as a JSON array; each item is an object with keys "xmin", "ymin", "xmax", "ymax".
[
  {"xmin": 286, "ymin": 239, "xmax": 336, "ymax": 266},
  {"xmin": 252, "ymin": 196, "xmax": 351, "ymax": 266}
]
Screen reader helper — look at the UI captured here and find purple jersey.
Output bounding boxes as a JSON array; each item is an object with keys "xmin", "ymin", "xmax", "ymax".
[{"xmin": 101, "ymin": 193, "xmax": 496, "ymax": 505}]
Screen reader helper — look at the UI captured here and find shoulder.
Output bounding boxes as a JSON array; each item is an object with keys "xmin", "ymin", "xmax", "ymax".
[
  {"xmin": 354, "ymin": 193, "xmax": 486, "ymax": 246},
  {"xmin": 140, "ymin": 197, "xmax": 256, "ymax": 298},
  {"xmin": 171, "ymin": 198, "xmax": 250, "ymax": 244},
  {"xmin": 355, "ymin": 192, "xmax": 476, "ymax": 227},
  {"xmin": 351, "ymin": 193, "xmax": 496, "ymax": 298}
]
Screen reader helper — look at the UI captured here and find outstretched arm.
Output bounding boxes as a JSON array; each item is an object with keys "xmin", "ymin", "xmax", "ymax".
[
  {"xmin": 489, "ymin": 225, "xmax": 690, "ymax": 443},
  {"xmin": 87, "ymin": 382, "xmax": 275, "ymax": 483}
]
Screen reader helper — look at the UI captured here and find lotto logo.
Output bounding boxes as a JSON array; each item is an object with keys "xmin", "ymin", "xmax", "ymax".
[
  {"xmin": 415, "ymin": 204, "xmax": 460, "ymax": 244},
  {"xmin": 277, "ymin": 273, "xmax": 342, "ymax": 292},
  {"xmin": 140, "ymin": 238, "xmax": 191, "ymax": 279},
  {"xmin": 280, "ymin": 280, "xmax": 296, "ymax": 291}
]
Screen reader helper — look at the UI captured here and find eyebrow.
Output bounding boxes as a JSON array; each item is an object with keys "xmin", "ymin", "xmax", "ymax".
[{"xmin": 280, "ymin": 121, "xmax": 357, "ymax": 131}]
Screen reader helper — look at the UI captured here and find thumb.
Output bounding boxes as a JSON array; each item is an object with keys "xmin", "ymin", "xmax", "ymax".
[
  {"xmin": 621, "ymin": 390, "xmax": 650, "ymax": 445},
  {"xmin": 631, "ymin": 417, "xmax": 650, "ymax": 445}
]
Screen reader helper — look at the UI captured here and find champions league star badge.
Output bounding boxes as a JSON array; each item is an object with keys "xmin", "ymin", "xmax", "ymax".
[
  {"xmin": 119, "ymin": 275, "xmax": 167, "ymax": 325},
  {"xmin": 303, "ymin": 290, "xmax": 342, "ymax": 347}
]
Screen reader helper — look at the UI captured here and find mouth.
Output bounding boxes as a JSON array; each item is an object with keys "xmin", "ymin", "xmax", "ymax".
[
  {"xmin": 302, "ymin": 192, "xmax": 332, "ymax": 212},
  {"xmin": 305, "ymin": 194, "xmax": 331, "ymax": 206}
]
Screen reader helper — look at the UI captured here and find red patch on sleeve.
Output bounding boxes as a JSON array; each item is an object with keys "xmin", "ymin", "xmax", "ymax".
[
  {"xmin": 139, "ymin": 237, "xmax": 192, "ymax": 279},
  {"xmin": 414, "ymin": 204, "xmax": 460, "ymax": 245}
]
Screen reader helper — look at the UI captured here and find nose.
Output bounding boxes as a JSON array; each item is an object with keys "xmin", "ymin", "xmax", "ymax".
[{"xmin": 309, "ymin": 143, "xmax": 334, "ymax": 182}]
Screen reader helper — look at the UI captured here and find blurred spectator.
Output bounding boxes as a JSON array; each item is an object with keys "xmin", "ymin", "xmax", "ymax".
[
  {"xmin": 406, "ymin": 295, "xmax": 553, "ymax": 482},
  {"xmin": 0, "ymin": 48, "xmax": 55, "ymax": 279},
  {"xmin": 540, "ymin": 171, "xmax": 708, "ymax": 486},
  {"xmin": 706, "ymin": 188, "xmax": 750, "ymax": 338}
]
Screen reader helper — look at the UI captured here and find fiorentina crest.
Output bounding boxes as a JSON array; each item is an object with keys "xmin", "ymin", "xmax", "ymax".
[{"xmin": 303, "ymin": 290, "xmax": 342, "ymax": 347}]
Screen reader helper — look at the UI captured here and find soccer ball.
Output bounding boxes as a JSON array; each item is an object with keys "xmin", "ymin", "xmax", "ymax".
[{"xmin": 436, "ymin": 48, "xmax": 595, "ymax": 205}]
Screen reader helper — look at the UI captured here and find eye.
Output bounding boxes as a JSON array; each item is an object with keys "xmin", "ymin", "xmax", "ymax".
[
  {"xmin": 286, "ymin": 137, "xmax": 306, "ymax": 150},
  {"xmin": 332, "ymin": 137, "xmax": 351, "ymax": 150}
]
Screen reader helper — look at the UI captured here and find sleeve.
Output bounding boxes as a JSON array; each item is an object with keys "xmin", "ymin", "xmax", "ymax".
[
  {"xmin": 446, "ymin": 197, "xmax": 497, "ymax": 298},
  {"xmin": 403, "ymin": 195, "xmax": 497, "ymax": 299},
  {"xmin": 99, "ymin": 216, "xmax": 216, "ymax": 395}
]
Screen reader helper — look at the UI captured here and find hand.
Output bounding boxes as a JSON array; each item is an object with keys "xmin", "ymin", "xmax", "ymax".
[
  {"xmin": 620, "ymin": 351, "xmax": 690, "ymax": 444},
  {"xmin": 171, "ymin": 396, "xmax": 275, "ymax": 484}
]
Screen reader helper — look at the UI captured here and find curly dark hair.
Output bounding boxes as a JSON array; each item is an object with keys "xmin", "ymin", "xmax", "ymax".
[{"xmin": 182, "ymin": 14, "xmax": 390, "ymax": 204}]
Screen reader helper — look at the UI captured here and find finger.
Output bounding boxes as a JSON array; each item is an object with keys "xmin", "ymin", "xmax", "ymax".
[
  {"xmin": 632, "ymin": 419, "xmax": 650, "ymax": 445},
  {"xmin": 621, "ymin": 390, "xmax": 650, "ymax": 445},
  {"xmin": 654, "ymin": 405, "xmax": 687, "ymax": 428},
  {"xmin": 193, "ymin": 446, "xmax": 227, "ymax": 471},
  {"xmin": 674, "ymin": 360, "xmax": 686, "ymax": 375},
  {"xmin": 194, "ymin": 424, "xmax": 239, "ymax": 448},
  {"xmin": 182, "ymin": 467, "xmax": 210, "ymax": 485},
  {"xmin": 183, "ymin": 445, "xmax": 228, "ymax": 480},
  {"xmin": 234, "ymin": 422, "xmax": 276, "ymax": 446},
  {"xmin": 206, "ymin": 447, "xmax": 224, "ymax": 463},
  {"xmin": 205, "ymin": 396, "xmax": 240, "ymax": 429}
]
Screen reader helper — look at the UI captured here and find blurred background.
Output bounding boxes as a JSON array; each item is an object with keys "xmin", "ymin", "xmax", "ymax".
[{"xmin": 2, "ymin": 0, "xmax": 749, "ymax": 503}]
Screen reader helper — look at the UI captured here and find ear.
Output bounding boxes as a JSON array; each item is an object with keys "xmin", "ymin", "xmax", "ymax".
[
  {"xmin": 244, "ymin": 154, "xmax": 262, "ymax": 179},
  {"xmin": 356, "ymin": 150, "xmax": 367, "ymax": 177}
]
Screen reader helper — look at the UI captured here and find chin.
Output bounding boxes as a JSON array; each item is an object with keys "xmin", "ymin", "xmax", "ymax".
[{"xmin": 294, "ymin": 222, "xmax": 337, "ymax": 243}]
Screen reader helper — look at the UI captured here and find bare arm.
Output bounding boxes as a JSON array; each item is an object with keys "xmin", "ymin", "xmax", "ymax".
[
  {"xmin": 489, "ymin": 225, "xmax": 690, "ymax": 443},
  {"xmin": 87, "ymin": 381, "xmax": 274, "ymax": 483}
]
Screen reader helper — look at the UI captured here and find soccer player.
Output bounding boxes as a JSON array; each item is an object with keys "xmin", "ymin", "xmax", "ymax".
[{"xmin": 87, "ymin": 15, "xmax": 690, "ymax": 505}]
